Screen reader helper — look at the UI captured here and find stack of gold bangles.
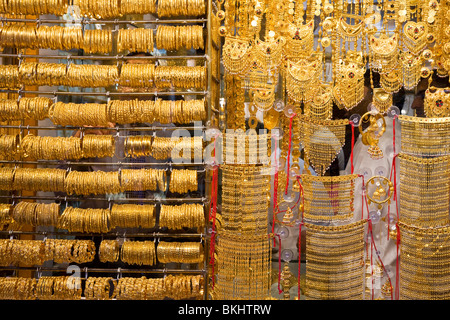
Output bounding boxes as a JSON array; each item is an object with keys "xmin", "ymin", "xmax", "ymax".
[
  {"xmin": 84, "ymin": 277, "xmax": 115, "ymax": 300},
  {"xmin": 0, "ymin": 274, "xmax": 203, "ymax": 300},
  {"xmin": 110, "ymin": 204, "xmax": 156, "ymax": 229},
  {"xmin": 159, "ymin": 203, "xmax": 205, "ymax": 230},
  {"xmin": 21, "ymin": 134, "xmax": 82, "ymax": 160},
  {"xmin": 81, "ymin": 134, "xmax": 116, "ymax": 158},
  {"xmin": 0, "ymin": 277, "xmax": 37, "ymax": 300},
  {"xmin": 154, "ymin": 65, "xmax": 206, "ymax": 89},
  {"xmin": 0, "ymin": 204, "xmax": 12, "ymax": 228},
  {"xmin": 82, "ymin": 29, "xmax": 113, "ymax": 54},
  {"xmin": 119, "ymin": 63, "xmax": 155, "ymax": 88},
  {"xmin": 98, "ymin": 239, "xmax": 120, "ymax": 263},
  {"xmin": 58, "ymin": 207, "xmax": 111, "ymax": 233},
  {"xmin": 156, "ymin": 241, "xmax": 204, "ymax": 264},
  {"xmin": 120, "ymin": 168, "xmax": 166, "ymax": 192},
  {"xmin": 0, "ymin": 0, "xmax": 68, "ymax": 15},
  {"xmin": 0, "ymin": 167, "xmax": 15, "ymax": 190},
  {"xmin": 0, "ymin": 134, "xmax": 19, "ymax": 159},
  {"xmin": 156, "ymin": 25, "xmax": 204, "ymax": 51},
  {"xmin": 2, "ymin": 62, "xmax": 207, "ymax": 89},
  {"xmin": 0, "ymin": 167, "xmax": 197, "ymax": 194},
  {"xmin": 118, "ymin": 0, "xmax": 156, "ymax": 15},
  {"xmin": 120, "ymin": 240, "xmax": 156, "ymax": 266},
  {"xmin": 64, "ymin": 170, "xmax": 122, "ymax": 195},
  {"xmin": 12, "ymin": 201, "xmax": 60, "ymax": 227},
  {"xmin": 44, "ymin": 239, "xmax": 96, "ymax": 264},
  {"xmin": 49, "ymin": 101, "xmax": 109, "ymax": 126},
  {"xmin": 12, "ymin": 168, "xmax": 66, "ymax": 192},
  {"xmin": 117, "ymin": 28, "xmax": 154, "ymax": 53},
  {"xmin": 36, "ymin": 276, "xmax": 82, "ymax": 300},
  {"xmin": 157, "ymin": 0, "xmax": 205, "ymax": 17},
  {"xmin": 0, "ymin": 239, "xmax": 96, "ymax": 266},
  {"xmin": 169, "ymin": 169, "xmax": 198, "ymax": 193},
  {"xmin": 0, "ymin": 97, "xmax": 52, "ymax": 121}
]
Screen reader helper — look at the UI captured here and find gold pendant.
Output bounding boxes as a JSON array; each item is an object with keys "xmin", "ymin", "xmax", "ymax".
[
  {"xmin": 222, "ymin": 36, "xmax": 254, "ymax": 76},
  {"xmin": 359, "ymin": 112, "xmax": 386, "ymax": 160},
  {"xmin": 403, "ymin": 21, "xmax": 428, "ymax": 55},
  {"xmin": 372, "ymin": 88, "xmax": 393, "ymax": 114}
]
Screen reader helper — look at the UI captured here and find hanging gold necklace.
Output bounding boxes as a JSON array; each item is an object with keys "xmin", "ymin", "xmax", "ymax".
[
  {"xmin": 369, "ymin": 31, "xmax": 399, "ymax": 75},
  {"xmin": 403, "ymin": 21, "xmax": 428, "ymax": 55},
  {"xmin": 285, "ymin": 53, "xmax": 323, "ymax": 104},
  {"xmin": 333, "ymin": 51, "xmax": 366, "ymax": 111},
  {"xmin": 222, "ymin": 36, "xmax": 254, "ymax": 76},
  {"xmin": 301, "ymin": 174, "xmax": 359, "ymax": 223},
  {"xmin": 298, "ymin": 114, "xmax": 348, "ymax": 176}
]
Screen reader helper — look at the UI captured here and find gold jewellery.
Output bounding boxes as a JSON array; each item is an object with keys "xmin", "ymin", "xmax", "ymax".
[
  {"xmin": 156, "ymin": 241, "xmax": 204, "ymax": 264},
  {"xmin": 159, "ymin": 203, "xmax": 204, "ymax": 231},
  {"xmin": 398, "ymin": 115, "xmax": 450, "ymax": 157},
  {"xmin": 301, "ymin": 174, "xmax": 358, "ymax": 223},
  {"xmin": 424, "ymin": 87, "xmax": 450, "ymax": 118},
  {"xmin": 298, "ymin": 115, "xmax": 348, "ymax": 176},
  {"xmin": 399, "ymin": 153, "xmax": 450, "ymax": 228},
  {"xmin": 305, "ymin": 220, "xmax": 367, "ymax": 300},
  {"xmin": 358, "ymin": 111, "xmax": 387, "ymax": 159},
  {"xmin": 110, "ymin": 204, "xmax": 156, "ymax": 229}
]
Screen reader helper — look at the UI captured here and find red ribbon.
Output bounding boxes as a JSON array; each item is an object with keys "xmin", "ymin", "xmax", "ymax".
[
  {"xmin": 273, "ymin": 233, "xmax": 283, "ymax": 294},
  {"xmin": 272, "ymin": 136, "xmax": 279, "ymax": 246},
  {"xmin": 285, "ymin": 113, "xmax": 296, "ymax": 195},
  {"xmin": 395, "ymin": 223, "xmax": 401, "ymax": 300},
  {"xmin": 350, "ymin": 121, "xmax": 355, "ymax": 175},
  {"xmin": 297, "ymin": 221, "xmax": 304, "ymax": 299},
  {"xmin": 367, "ymin": 219, "xmax": 394, "ymax": 300},
  {"xmin": 208, "ymin": 134, "xmax": 220, "ymax": 289}
]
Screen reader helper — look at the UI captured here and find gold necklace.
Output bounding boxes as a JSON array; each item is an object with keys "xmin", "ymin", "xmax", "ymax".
[
  {"xmin": 398, "ymin": 115, "xmax": 450, "ymax": 157},
  {"xmin": 301, "ymin": 174, "xmax": 359, "ymax": 223},
  {"xmin": 333, "ymin": 51, "xmax": 366, "ymax": 111},
  {"xmin": 400, "ymin": 51, "xmax": 422, "ymax": 90},
  {"xmin": 298, "ymin": 114, "xmax": 348, "ymax": 176},
  {"xmin": 424, "ymin": 86, "xmax": 450, "ymax": 118},
  {"xmin": 305, "ymin": 220, "xmax": 367, "ymax": 300},
  {"xmin": 403, "ymin": 21, "xmax": 428, "ymax": 55},
  {"xmin": 369, "ymin": 32, "xmax": 399, "ymax": 75},
  {"xmin": 285, "ymin": 53, "xmax": 323, "ymax": 104},
  {"xmin": 222, "ymin": 36, "xmax": 254, "ymax": 76}
]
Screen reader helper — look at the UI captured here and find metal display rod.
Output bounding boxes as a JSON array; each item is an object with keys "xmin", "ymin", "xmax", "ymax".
[
  {"xmin": 1, "ymin": 194, "xmax": 208, "ymax": 203},
  {"xmin": 0, "ymin": 125, "xmax": 205, "ymax": 131},
  {"xmin": 0, "ymin": 160, "xmax": 205, "ymax": 167},
  {"xmin": 0, "ymin": 89, "xmax": 207, "ymax": 96},
  {"xmin": 0, "ymin": 17, "xmax": 208, "ymax": 24},
  {"xmin": 0, "ymin": 266, "xmax": 206, "ymax": 275},
  {"xmin": 1, "ymin": 230, "xmax": 205, "ymax": 238},
  {"xmin": 0, "ymin": 53, "xmax": 208, "ymax": 60}
]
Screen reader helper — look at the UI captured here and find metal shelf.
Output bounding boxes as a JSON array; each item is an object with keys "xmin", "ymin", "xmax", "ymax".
[
  {"xmin": 0, "ymin": 266, "xmax": 206, "ymax": 275},
  {"xmin": 0, "ymin": 194, "xmax": 208, "ymax": 204},
  {"xmin": 0, "ymin": 89, "xmax": 207, "ymax": 96},
  {"xmin": 0, "ymin": 230, "xmax": 205, "ymax": 239},
  {"xmin": 0, "ymin": 17, "xmax": 208, "ymax": 25}
]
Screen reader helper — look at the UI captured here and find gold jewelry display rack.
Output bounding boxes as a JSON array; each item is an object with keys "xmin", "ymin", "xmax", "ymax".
[{"xmin": 0, "ymin": 0, "xmax": 221, "ymax": 301}]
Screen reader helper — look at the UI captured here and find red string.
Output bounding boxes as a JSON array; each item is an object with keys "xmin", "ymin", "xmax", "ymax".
[
  {"xmin": 358, "ymin": 174, "xmax": 365, "ymax": 220},
  {"xmin": 208, "ymin": 134, "xmax": 220, "ymax": 289},
  {"xmin": 350, "ymin": 121, "xmax": 355, "ymax": 175},
  {"xmin": 298, "ymin": 221, "xmax": 303, "ymax": 299},
  {"xmin": 395, "ymin": 223, "xmax": 401, "ymax": 300},
  {"xmin": 274, "ymin": 233, "xmax": 283, "ymax": 294},
  {"xmin": 369, "ymin": 221, "xmax": 374, "ymax": 300},
  {"xmin": 272, "ymin": 137, "xmax": 279, "ymax": 246},
  {"xmin": 285, "ymin": 114, "xmax": 296, "ymax": 195},
  {"xmin": 367, "ymin": 219, "xmax": 394, "ymax": 301}
]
